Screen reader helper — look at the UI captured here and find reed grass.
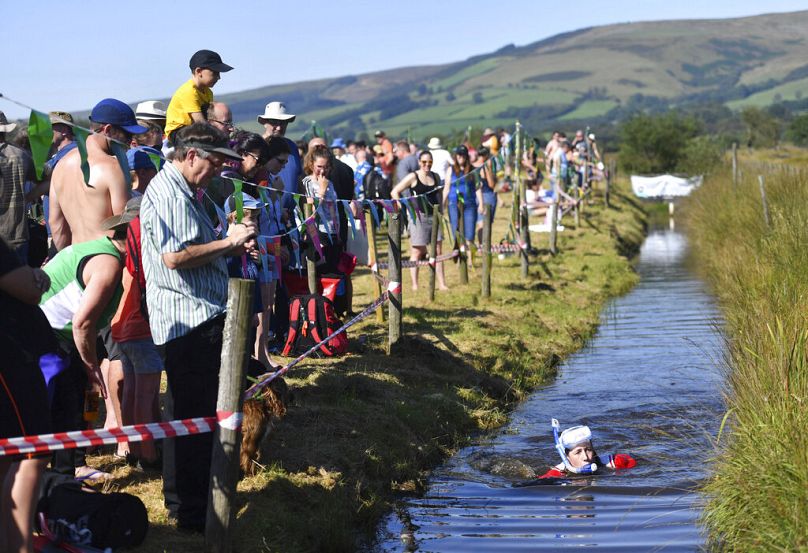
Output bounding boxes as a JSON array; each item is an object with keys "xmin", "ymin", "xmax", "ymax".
[{"xmin": 684, "ymin": 164, "xmax": 808, "ymax": 552}]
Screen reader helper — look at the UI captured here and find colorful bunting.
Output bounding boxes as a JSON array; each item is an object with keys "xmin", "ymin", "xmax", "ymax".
[
  {"xmin": 110, "ymin": 142, "xmax": 132, "ymax": 192},
  {"xmin": 232, "ymin": 179, "xmax": 244, "ymax": 223},
  {"xmin": 27, "ymin": 110, "xmax": 52, "ymax": 180},
  {"xmin": 72, "ymin": 126, "xmax": 92, "ymax": 186},
  {"xmin": 147, "ymin": 152, "xmax": 162, "ymax": 172}
]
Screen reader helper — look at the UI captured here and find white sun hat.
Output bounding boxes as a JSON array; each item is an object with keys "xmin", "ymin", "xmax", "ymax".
[
  {"xmin": 257, "ymin": 101, "xmax": 296, "ymax": 123},
  {"xmin": 427, "ymin": 137, "xmax": 443, "ymax": 150},
  {"xmin": 135, "ymin": 100, "xmax": 167, "ymax": 120}
]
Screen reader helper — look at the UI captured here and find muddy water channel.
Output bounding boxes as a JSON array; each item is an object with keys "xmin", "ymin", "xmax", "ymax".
[{"xmin": 371, "ymin": 230, "xmax": 725, "ymax": 552}]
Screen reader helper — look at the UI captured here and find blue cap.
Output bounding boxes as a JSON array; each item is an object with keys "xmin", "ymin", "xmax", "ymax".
[
  {"xmin": 224, "ymin": 192, "xmax": 266, "ymax": 214},
  {"xmin": 127, "ymin": 146, "xmax": 164, "ymax": 171},
  {"xmin": 330, "ymin": 137, "xmax": 346, "ymax": 149},
  {"xmin": 90, "ymin": 98, "xmax": 148, "ymax": 134}
]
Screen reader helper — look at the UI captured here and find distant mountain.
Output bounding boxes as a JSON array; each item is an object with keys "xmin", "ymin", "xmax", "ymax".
[{"xmin": 218, "ymin": 10, "xmax": 808, "ymax": 140}]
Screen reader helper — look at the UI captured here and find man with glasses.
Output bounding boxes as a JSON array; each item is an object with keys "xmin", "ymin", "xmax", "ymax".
[
  {"xmin": 140, "ymin": 123, "xmax": 257, "ymax": 533},
  {"xmin": 49, "ymin": 98, "xmax": 147, "ymax": 251},
  {"xmin": 258, "ymin": 101, "xmax": 301, "ymax": 209},
  {"xmin": 206, "ymin": 101, "xmax": 234, "ymax": 136}
]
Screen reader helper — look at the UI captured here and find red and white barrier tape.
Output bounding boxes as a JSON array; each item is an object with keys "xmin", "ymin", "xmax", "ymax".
[
  {"xmin": 0, "ymin": 410, "xmax": 243, "ymax": 457},
  {"xmin": 375, "ymin": 250, "xmax": 459, "ymax": 270},
  {"xmin": 477, "ymin": 243, "xmax": 526, "ymax": 254}
]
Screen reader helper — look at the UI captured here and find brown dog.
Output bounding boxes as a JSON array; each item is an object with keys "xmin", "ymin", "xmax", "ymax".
[{"xmin": 240, "ymin": 376, "xmax": 291, "ymax": 476}]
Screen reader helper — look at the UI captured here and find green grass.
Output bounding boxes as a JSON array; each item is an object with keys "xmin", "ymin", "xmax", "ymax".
[
  {"xmin": 727, "ymin": 76, "xmax": 808, "ymax": 109},
  {"xmin": 684, "ymin": 162, "xmax": 808, "ymax": 552},
  {"xmin": 96, "ymin": 179, "xmax": 645, "ymax": 552},
  {"xmin": 432, "ymin": 57, "xmax": 503, "ymax": 91},
  {"xmin": 558, "ymin": 99, "xmax": 620, "ymax": 121}
]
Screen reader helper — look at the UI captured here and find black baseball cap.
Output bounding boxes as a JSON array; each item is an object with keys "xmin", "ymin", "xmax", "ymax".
[{"xmin": 189, "ymin": 49, "xmax": 233, "ymax": 72}]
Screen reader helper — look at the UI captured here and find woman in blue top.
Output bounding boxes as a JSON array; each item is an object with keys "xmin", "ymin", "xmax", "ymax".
[
  {"xmin": 475, "ymin": 146, "xmax": 497, "ymax": 241},
  {"xmin": 442, "ymin": 145, "xmax": 478, "ymax": 243}
]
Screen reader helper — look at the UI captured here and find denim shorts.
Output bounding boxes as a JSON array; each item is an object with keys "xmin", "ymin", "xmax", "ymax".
[{"xmin": 118, "ymin": 339, "xmax": 164, "ymax": 375}]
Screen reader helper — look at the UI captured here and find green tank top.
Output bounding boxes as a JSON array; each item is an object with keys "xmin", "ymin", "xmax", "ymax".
[{"xmin": 40, "ymin": 237, "xmax": 123, "ymax": 345}]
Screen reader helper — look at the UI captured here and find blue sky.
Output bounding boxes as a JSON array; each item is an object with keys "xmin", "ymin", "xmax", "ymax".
[{"xmin": 3, "ymin": 0, "xmax": 806, "ymax": 121}]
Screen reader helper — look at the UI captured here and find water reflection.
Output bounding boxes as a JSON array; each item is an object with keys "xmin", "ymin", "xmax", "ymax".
[{"xmin": 372, "ymin": 230, "xmax": 723, "ymax": 552}]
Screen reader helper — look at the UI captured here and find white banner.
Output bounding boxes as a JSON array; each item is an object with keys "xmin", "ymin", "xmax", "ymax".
[{"xmin": 630, "ymin": 174, "xmax": 703, "ymax": 199}]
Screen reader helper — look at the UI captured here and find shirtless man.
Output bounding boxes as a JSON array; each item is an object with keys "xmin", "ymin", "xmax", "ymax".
[{"xmin": 49, "ymin": 99, "xmax": 146, "ymax": 251}]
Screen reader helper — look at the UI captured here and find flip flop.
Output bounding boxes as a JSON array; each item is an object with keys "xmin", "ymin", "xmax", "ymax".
[{"xmin": 74, "ymin": 466, "xmax": 112, "ymax": 482}]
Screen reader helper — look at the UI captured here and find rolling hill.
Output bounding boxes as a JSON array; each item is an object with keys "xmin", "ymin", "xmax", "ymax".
[{"xmin": 213, "ymin": 10, "xmax": 808, "ymax": 139}]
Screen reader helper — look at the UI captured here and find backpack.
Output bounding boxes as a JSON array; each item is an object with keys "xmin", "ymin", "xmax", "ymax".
[
  {"xmin": 363, "ymin": 169, "xmax": 391, "ymax": 201},
  {"xmin": 37, "ymin": 473, "xmax": 148, "ymax": 549},
  {"xmin": 282, "ymin": 294, "xmax": 348, "ymax": 357}
]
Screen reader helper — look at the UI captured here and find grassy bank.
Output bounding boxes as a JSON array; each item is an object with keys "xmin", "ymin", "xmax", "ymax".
[
  {"xmin": 91, "ymin": 182, "xmax": 644, "ymax": 552},
  {"xmin": 684, "ymin": 165, "xmax": 808, "ymax": 551}
]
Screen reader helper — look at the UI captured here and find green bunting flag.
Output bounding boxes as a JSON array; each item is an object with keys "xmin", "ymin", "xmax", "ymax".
[
  {"xmin": 147, "ymin": 152, "xmax": 162, "ymax": 172},
  {"xmin": 72, "ymin": 126, "xmax": 92, "ymax": 186},
  {"xmin": 232, "ymin": 179, "xmax": 244, "ymax": 223},
  {"xmin": 27, "ymin": 110, "xmax": 52, "ymax": 180},
  {"xmin": 110, "ymin": 142, "xmax": 132, "ymax": 192}
]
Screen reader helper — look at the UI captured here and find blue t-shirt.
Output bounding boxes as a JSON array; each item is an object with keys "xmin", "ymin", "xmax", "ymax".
[
  {"xmin": 226, "ymin": 256, "xmax": 263, "ymax": 314},
  {"xmin": 353, "ymin": 162, "xmax": 383, "ymax": 200},
  {"xmin": 278, "ymin": 137, "xmax": 302, "ymax": 210}
]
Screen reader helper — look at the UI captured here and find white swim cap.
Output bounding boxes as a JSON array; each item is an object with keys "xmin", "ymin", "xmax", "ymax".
[{"xmin": 560, "ymin": 425, "xmax": 592, "ymax": 449}]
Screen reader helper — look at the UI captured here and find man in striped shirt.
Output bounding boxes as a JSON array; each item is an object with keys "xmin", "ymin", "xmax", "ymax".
[{"xmin": 140, "ymin": 123, "xmax": 256, "ymax": 533}]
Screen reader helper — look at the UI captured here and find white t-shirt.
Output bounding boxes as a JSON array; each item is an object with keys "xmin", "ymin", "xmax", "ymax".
[
  {"xmin": 339, "ymin": 153, "xmax": 357, "ymax": 171},
  {"xmin": 429, "ymin": 148, "xmax": 453, "ymax": 184}
]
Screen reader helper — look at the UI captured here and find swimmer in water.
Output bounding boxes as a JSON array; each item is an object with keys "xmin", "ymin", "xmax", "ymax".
[{"xmin": 538, "ymin": 419, "xmax": 636, "ymax": 479}]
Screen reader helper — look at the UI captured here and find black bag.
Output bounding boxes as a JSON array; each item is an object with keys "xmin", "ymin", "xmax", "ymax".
[
  {"xmin": 37, "ymin": 474, "xmax": 148, "ymax": 549},
  {"xmin": 363, "ymin": 169, "xmax": 392, "ymax": 201},
  {"xmin": 281, "ymin": 294, "xmax": 348, "ymax": 357}
]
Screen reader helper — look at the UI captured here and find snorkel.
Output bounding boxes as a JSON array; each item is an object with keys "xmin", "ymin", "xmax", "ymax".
[{"xmin": 551, "ymin": 419, "xmax": 598, "ymax": 475}]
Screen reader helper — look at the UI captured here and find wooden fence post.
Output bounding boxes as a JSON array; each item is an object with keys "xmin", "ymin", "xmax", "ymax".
[
  {"xmin": 732, "ymin": 143, "xmax": 738, "ymax": 190},
  {"xmin": 366, "ymin": 209, "xmax": 384, "ymax": 323},
  {"xmin": 205, "ymin": 279, "xmax": 254, "ymax": 553},
  {"xmin": 304, "ymin": 204, "xmax": 317, "ymax": 294},
  {"xmin": 549, "ymin": 182, "xmax": 559, "ymax": 255},
  {"xmin": 605, "ymin": 159, "xmax": 613, "ymax": 208},
  {"xmin": 428, "ymin": 204, "xmax": 439, "ymax": 302},
  {"xmin": 456, "ymin": 203, "xmax": 469, "ymax": 284},
  {"xmin": 515, "ymin": 122, "xmax": 529, "ymax": 278},
  {"xmin": 758, "ymin": 175, "xmax": 770, "ymax": 228},
  {"xmin": 387, "ymin": 212, "xmax": 402, "ymax": 352},
  {"xmin": 482, "ymin": 205, "xmax": 492, "ymax": 298}
]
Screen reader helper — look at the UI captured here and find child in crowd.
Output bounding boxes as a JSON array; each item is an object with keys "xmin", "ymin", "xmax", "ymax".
[
  {"xmin": 538, "ymin": 419, "xmax": 636, "ymax": 479},
  {"xmin": 224, "ymin": 191, "xmax": 263, "ymax": 299},
  {"xmin": 165, "ymin": 49, "xmax": 233, "ymax": 139}
]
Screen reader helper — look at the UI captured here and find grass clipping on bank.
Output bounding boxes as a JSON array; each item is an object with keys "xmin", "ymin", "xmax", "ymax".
[
  {"xmin": 97, "ymin": 182, "xmax": 644, "ymax": 553},
  {"xmin": 684, "ymin": 164, "xmax": 808, "ymax": 552}
]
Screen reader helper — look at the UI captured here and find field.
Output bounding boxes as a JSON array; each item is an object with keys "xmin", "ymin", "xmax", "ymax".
[{"xmin": 215, "ymin": 10, "xmax": 808, "ymax": 137}]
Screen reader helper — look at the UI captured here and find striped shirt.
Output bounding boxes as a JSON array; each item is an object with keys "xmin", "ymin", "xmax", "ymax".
[{"xmin": 140, "ymin": 162, "xmax": 228, "ymax": 345}]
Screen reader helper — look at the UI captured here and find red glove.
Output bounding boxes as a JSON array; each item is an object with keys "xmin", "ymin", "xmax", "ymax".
[
  {"xmin": 612, "ymin": 453, "xmax": 636, "ymax": 469},
  {"xmin": 538, "ymin": 468, "xmax": 565, "ymax": 479}
]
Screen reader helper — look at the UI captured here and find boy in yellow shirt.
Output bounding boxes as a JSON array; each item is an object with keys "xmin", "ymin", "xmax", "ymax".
[{"xmin": 165, "ymin": 49, "xmax": 233, "ymax": 139}]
